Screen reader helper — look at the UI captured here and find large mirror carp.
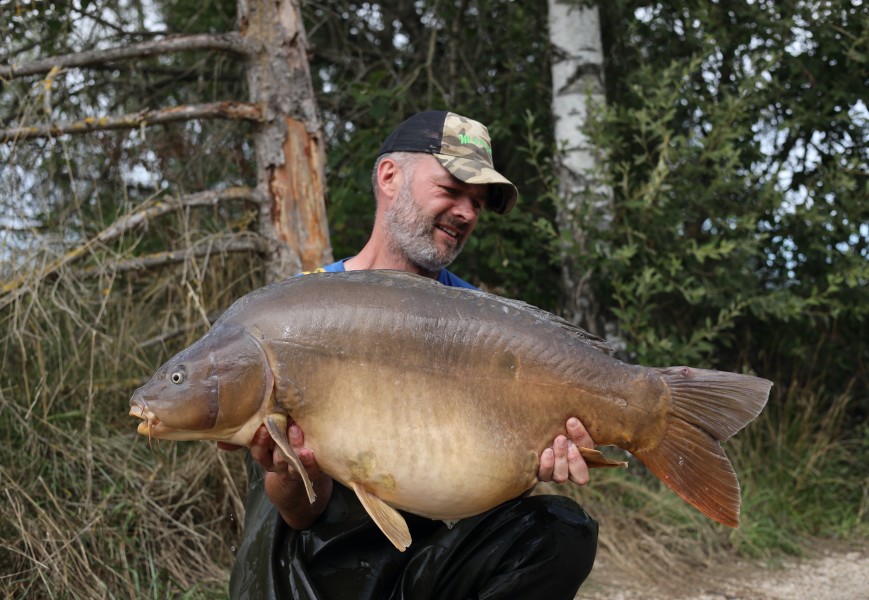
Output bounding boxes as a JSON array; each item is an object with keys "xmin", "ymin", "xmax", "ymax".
[{"xmin": 130, "ymin": 270, "xmax": 772, "ymax": 550}]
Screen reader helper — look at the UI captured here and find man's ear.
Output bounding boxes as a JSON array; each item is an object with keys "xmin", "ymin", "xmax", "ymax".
[{"xmin": 376, "ymin": 157, "xmax": 401, "ymax": 200}]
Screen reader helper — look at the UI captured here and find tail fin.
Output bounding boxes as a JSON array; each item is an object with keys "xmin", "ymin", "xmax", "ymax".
[{"xmin": 634, "ymin": 367, "xmax": 772, "ymax": 527}]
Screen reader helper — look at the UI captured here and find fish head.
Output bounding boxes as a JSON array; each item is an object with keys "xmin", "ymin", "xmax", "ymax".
[{"xmin": 129, "ymin": 323, "xmax": 273, "ymax": 444}]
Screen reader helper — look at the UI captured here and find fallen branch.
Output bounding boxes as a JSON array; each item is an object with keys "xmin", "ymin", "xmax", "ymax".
[
  {"xmin": 137, "ymin": 313, "xmax": 224, "ymax": 348},
  {"xmin": 0, "ymin": 102, "xmax": 264, "ymax": 143},
  {"xmin": 0, "ymin": 188, "xmax": 263, "ymax": 305},
  {"xmin": 76, "ymin": 234, "xmax": 270, "ymax": 278},
  {"xmin": 96, "ymin": 187, "xmax": 266, "ymax": 243},
  {"xmin": 0, "ymin": 33, "xmax": 250, "ymax": 79}
]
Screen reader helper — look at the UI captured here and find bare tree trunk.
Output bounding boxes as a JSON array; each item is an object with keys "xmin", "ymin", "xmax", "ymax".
[
  {"xmin": 239, "ymin": 0, "xmax": 333, "ymax": 282},
  {"xmin": 548, "ymin": 0, "xmax": 615, "ymax": 342}
]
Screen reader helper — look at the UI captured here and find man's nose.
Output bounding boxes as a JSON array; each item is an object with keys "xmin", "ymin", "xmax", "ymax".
[{"xmin": 451, "ymin": 195, "xmax": 481, "ymax": 221}]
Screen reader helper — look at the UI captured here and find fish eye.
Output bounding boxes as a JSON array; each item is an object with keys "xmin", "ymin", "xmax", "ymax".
[{"xmin": 171, "ymin": 371, "xmax": 185, "ymax": 384}]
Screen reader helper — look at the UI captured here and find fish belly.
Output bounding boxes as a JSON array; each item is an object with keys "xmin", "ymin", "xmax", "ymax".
[{"xmin": 293, "ymin": 362, "xmax": 543, "ymax": 520}]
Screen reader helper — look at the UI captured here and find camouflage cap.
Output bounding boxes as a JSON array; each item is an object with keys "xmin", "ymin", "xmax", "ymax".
[{"xmin": 378, "ymin": 110, "xmax": 519, "ymax": 214}]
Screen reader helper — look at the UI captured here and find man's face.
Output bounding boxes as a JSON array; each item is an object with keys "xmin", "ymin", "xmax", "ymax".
[{"xmin": 384, "ymin": 156, "xmax": 486, "ymax": 273}]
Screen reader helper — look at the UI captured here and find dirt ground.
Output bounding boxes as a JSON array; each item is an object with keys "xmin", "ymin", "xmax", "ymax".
[{"xmin": 578, "ymin": 539, "xmax": 868, "ymax": 600}]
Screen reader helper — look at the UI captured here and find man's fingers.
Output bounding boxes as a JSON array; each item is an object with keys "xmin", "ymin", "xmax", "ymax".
[
  {"xmin": 567, "ymin": 441, "xmax": 590, "ymax": 485},
  {"xmin": 270, "ymin": 422, "xmax": 323, "ymax": 479},
  {"xmin": 566, "ymin": 417, "xmax": 592, "ymax": 485},
  {"xmin": 250, "ymin": 426, "xmax": 278, "ymax": 470},
  {"xmin": 537, "ymin": 420, "xmax": 594, "ymax": 485},
  {"xmin": 566, "ymin": 417, "xmax": 594, "ymax": 448},
  {"xmin": 552, "ymin": 435, "xmax": 569, "ymax": 483},
  {"xmin": 538, "ymin": 448, "xmax": 555, "ymax": 481},
  {"xmin": 289, "ymin": 423, "xmax": 304, "ymax": 449}
]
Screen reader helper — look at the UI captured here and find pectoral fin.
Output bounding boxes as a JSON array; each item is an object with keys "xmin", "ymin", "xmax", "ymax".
[
  {"xmin": 579, "ymin": 447, "xmax": 628, "ymax": 469},
  {"xmin": 264, "ymin": 414, "xmax": 317, "ymax": 504},
  {"xmin": 350, "ymin": 481, "xmax": 412, "ymax": 551}
]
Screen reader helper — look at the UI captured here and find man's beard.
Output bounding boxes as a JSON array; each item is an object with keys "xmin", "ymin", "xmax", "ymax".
[{"xmin": 385, "ymin": 182, "xmax": 467, "ymax": 273}]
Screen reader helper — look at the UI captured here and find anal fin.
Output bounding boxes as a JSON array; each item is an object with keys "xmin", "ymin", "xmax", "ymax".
[
  {"xmin": 350, "ymin": 481, "xmax": 412, "ymax": 551},
  {"xmin": 264, "ymin": 414, "xmax": 316, "ymax": 504},
  {"xmin": 579, "ymin": 447, "xmax": 628, "ymax": 469}
]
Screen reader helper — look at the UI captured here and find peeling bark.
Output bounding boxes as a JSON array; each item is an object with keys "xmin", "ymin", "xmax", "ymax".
[{"xmin": 240, "ymin": 0, "xmax": 333, "ymax": 281}]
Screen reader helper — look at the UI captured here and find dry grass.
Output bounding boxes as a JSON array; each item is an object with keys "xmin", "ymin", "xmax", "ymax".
[{"xmin": 0, "ymin": 212, "xmax": 262, "ymax": 598}]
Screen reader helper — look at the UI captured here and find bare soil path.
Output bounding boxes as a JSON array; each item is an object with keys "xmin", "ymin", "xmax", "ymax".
[{"xmin": 578, "ymin": 539, "xmax": 868, "ymax": 599}]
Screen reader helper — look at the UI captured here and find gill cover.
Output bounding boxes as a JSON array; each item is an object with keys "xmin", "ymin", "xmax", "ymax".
[{"xmin": 130, "ymin": 323, "xmax": 270, "ymax": 435}]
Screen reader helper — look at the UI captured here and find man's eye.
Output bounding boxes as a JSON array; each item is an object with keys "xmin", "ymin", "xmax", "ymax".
[{"xmin": 441, "ymin": 186, "xmax": 459, "ymax": 196}]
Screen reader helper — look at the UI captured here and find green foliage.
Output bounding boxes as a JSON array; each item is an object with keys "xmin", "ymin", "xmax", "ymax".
[
  {"xmin": 583, "ymin": 0, "xmax": 868, "ymax": 385},
  {"xmin": 313, "ymin": 0, "xmax": 868, "ymax": 562},
  {"xmin": 562, "ymin": 0, "xmax": 869, "ymax": 555}
]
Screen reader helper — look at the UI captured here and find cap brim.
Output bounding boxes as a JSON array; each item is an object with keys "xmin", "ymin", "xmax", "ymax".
[{"xmin": 433, "ymin": 153, "xmax": 518, "ymax": 214}]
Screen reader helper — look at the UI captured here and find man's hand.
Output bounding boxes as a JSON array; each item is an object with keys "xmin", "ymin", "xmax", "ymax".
[
  {"xmin": 537, "ymin": 417, "xmax": 593, "ymax": 485},
  {"xmin": 218, "ymin": 422, "xmax": 333, "ymax": 529}
]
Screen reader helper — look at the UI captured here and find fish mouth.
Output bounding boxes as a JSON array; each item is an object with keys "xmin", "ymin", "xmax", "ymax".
[{"xmin": 129, "ymin": 399, "xmax": 164, "ymax": 442}]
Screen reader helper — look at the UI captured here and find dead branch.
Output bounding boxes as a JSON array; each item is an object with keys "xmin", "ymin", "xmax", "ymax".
[
  {"xmin": 0, "ymin": 188, "xmax": 263, "ymax": 305},
  {"xmin": 96, "ymin": 186, "xmax": 266, "ymax": 243},
  {"xmin": 0, "ymin": 33, "xmax": 250, "ymax": 79},
  {"xmin": 137, "ymin": 313, "xmax": 224, "ymax": 348},
  {"xmin": 0, "ymin": 102, "xmax": 263, "ymax": 143},
  {"xmin": 76, "ymin": 234, "xmax": 271, "ymax": 279}
]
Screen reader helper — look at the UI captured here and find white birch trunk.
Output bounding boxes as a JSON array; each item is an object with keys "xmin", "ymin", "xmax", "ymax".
[{"xmin": 548, "ymin": 0, "xmax": 616, "ymax": 342}]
